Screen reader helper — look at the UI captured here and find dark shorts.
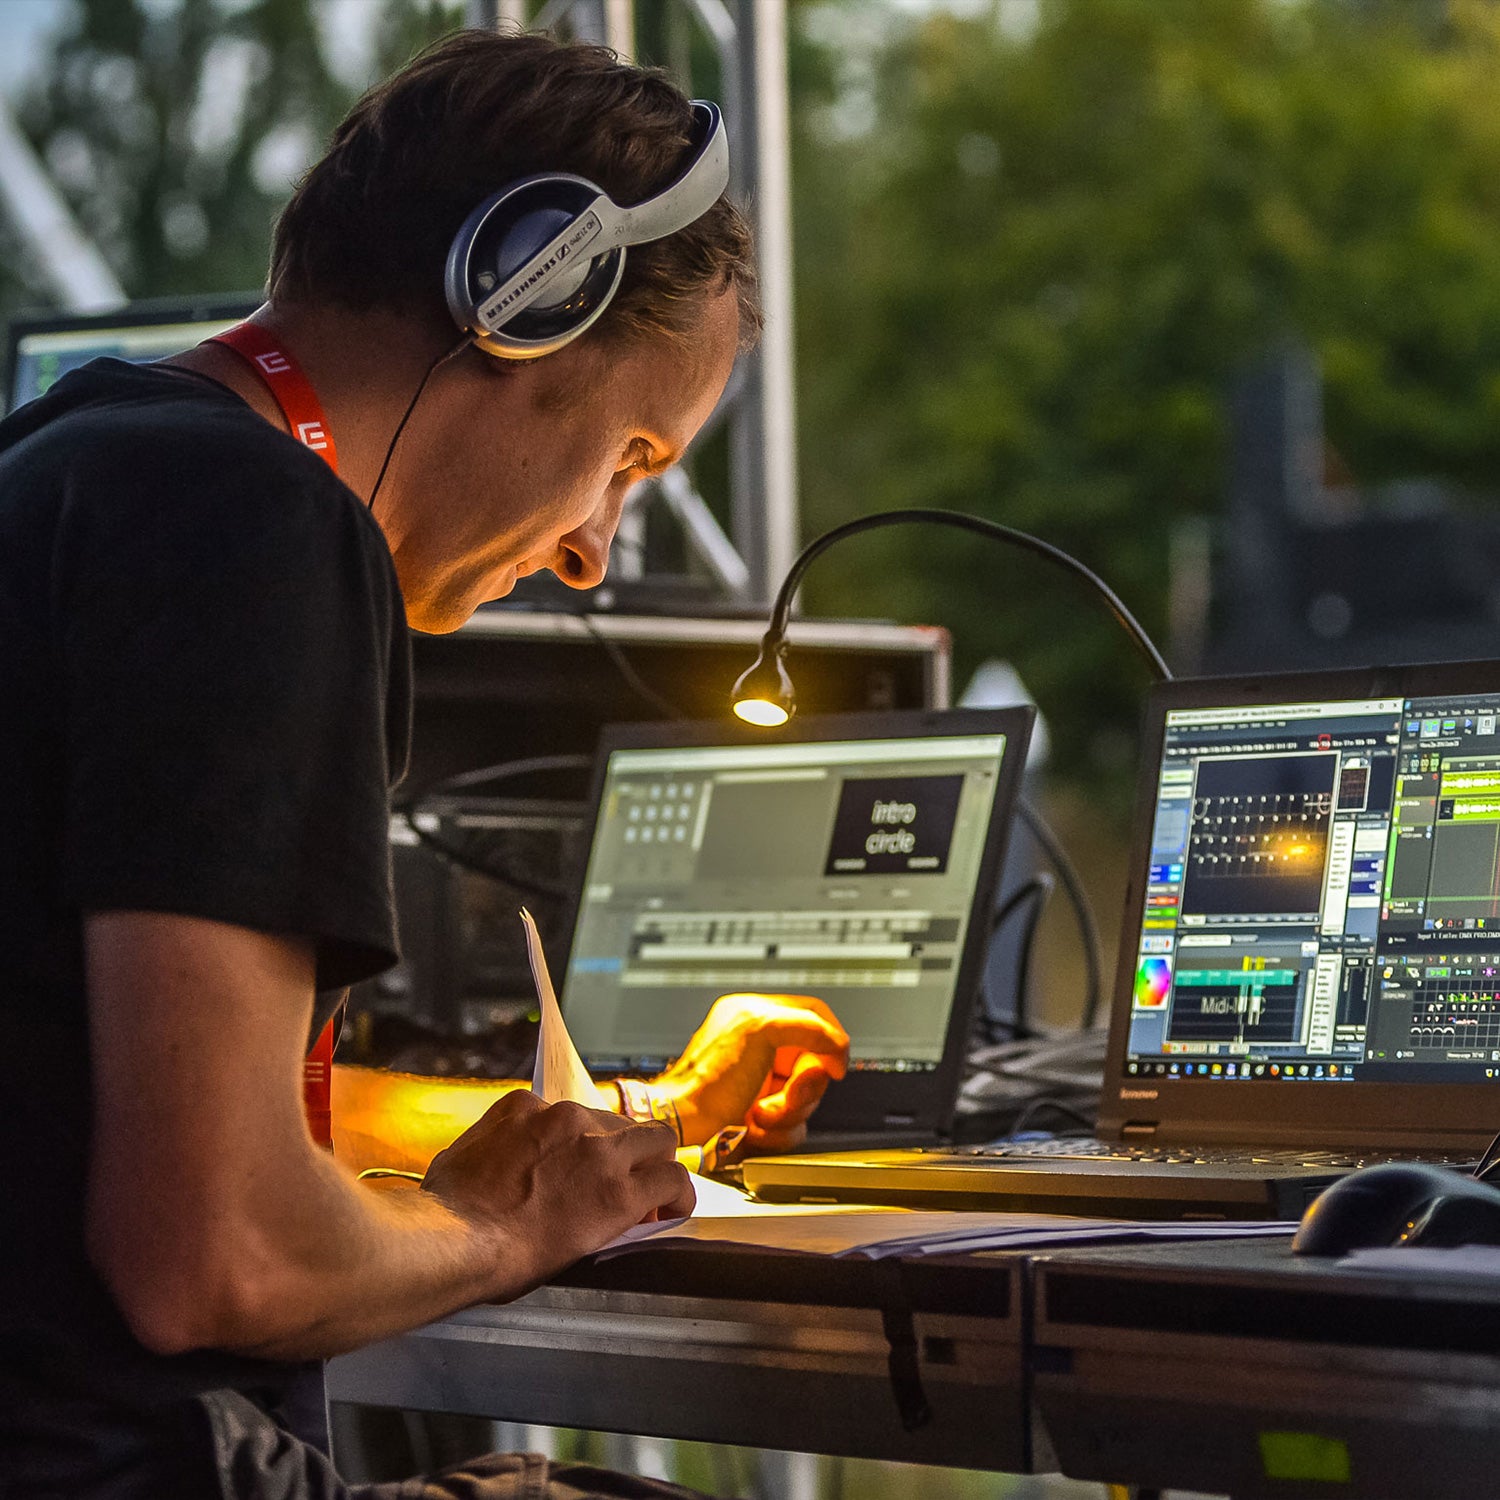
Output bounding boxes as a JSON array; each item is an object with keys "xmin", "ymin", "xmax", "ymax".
[{"xmin": 203, "ymin": 1391, "xmax": 711, "ymax": 1500}]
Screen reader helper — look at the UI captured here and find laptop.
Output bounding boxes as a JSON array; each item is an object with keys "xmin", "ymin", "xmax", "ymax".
[
  {"xmin": 743, "ymin": 662, "xmax": 1500, "ymax": 1218},
  {"xmin": 557, "ymin": 706, "xmax": 1033, "ymax": 1146}
]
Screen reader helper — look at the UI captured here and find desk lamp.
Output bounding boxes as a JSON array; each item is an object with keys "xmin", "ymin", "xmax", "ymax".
[{"xmin": 730, "ymin": 507, "xmax": 1172, "ymax": 726}]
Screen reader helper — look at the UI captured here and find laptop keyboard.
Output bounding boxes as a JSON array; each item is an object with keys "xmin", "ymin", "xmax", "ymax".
[{"xmin": 931, "ymin": 1137, "xmax": 1477, "ymax": 1170}]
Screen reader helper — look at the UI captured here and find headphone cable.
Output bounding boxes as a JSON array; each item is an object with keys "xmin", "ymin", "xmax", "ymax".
[{"xmin": 367, "ymin": 333, "xmax": 473, "ymax": 512}]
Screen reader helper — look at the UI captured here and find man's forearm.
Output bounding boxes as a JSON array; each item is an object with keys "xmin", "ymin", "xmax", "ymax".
[
  {"xmin": 86, "ymin": 916, "xmax": 689, "ymax": 1368},
  {"xmin": 209, "ymin": 1142, "xmax": 517, "ymax": 1362}
]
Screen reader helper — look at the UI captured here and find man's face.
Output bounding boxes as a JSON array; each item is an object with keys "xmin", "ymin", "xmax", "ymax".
[{"xmin": 387, "ymin": 286, "xmax": 741, "ymax": 633}]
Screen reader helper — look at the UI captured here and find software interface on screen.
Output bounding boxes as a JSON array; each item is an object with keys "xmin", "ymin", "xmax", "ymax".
[
  {"xmin": 1126, "ymin": 692, "xmax": 1500, "ymax": 1086},
  {"xmin": 8, "ymin": 317, "xmax": 245, "ymax": 410},
  {"xmin": 563, "ymin": 733, "xmax": 1008, "ymax": 1074}
]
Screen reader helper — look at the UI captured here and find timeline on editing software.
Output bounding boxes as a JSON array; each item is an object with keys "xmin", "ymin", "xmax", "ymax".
[{"xmin": 1125, "ymin": 693, "xmax": 1500, "ymax": 1084}]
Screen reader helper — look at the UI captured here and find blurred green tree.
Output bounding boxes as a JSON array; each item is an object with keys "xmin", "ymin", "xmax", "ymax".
[
  {"xmin": 792, "ymin": 0, "xmax": 1500, "ymax": 801},
  {"xmin": 0, "ymin": 0, "xmax": 461, "ymax": 319}
]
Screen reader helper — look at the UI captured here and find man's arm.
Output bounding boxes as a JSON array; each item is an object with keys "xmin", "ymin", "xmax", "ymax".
[
  {"xmin": 333, "ymin": 991, "xmax": 851, "ymax": 1176},
  {"xmin": 84, "ymin": 910, "xmax": 692, "ymax": 1364}
]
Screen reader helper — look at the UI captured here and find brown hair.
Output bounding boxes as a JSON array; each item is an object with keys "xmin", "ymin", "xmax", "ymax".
[{"xmin": 270, "ymin": 30, "xmax": 760, "ymax": 351}]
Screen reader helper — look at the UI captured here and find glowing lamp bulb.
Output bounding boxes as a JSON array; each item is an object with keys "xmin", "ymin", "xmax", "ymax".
[
  {"xmin": 729, "ymin": 634, "xmax": 796, "ymax": 727},
  {"xmin": 734, "ymin": 697, "xmax": 791, "ymax": 727}
]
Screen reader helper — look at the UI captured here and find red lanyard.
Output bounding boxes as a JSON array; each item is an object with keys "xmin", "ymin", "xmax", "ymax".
[
  {"xmin": 210, "ymin": 321, "xmax": 341, "ymax": 1149},
  {"xmin": 209, "ymin": 322, "xmax": 340, "ymax": 475}
]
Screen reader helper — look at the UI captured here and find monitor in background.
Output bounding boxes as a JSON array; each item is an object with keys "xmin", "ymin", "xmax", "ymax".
[
  {"xmin": 558, "ymin": 709, "xmax": 1033, "ymax": 1135},
  {"xmin": 4, "ymin": 294, "xmax": 260, "ymax": 412},
  {"xmin": 1125, "ymin": 686, "xmax": 1500, "ymax": 1088}
]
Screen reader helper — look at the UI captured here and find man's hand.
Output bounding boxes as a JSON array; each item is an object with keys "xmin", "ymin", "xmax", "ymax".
[
  {"xmin": 422, "ymin": 1091, "xmax": 695, "ymax": 1285},
  {"xmin": 83, "ymin": 911, "xmax": 695, "ymax": 1364},
  {"xmin": 650, "ymin": 993, "xmax": 850, "ymax": 1151}
]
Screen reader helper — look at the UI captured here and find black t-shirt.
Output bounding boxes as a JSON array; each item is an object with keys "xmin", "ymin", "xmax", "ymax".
[{"xmin": 0, "ymin": 359, "xmax": 411, "ymax": 1492}]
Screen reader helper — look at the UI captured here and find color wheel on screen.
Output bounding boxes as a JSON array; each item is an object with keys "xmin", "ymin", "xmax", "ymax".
[{"xmin": 1134, "ymin": 956, "xmax": 1172, "ymax": 1008}]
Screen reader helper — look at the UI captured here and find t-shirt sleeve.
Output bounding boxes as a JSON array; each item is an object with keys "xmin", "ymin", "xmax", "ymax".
[{"xmin": 50, "ymin": 418, "xmax": 410, "ymax": 991}]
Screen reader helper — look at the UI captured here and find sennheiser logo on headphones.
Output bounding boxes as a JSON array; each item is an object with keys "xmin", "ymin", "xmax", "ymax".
[{"xmin": 482, "ymin": 212, "xmax": 603, "ymax": 323}]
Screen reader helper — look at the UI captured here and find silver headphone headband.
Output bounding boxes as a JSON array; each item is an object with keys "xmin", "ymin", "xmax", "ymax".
[
  {"xmin": 615, "ymin": 100, "xmax": 728, "ymax": 244},
  {"xmin": 466, "ymin": 100, "xmax": 729, "ymax": 338}
]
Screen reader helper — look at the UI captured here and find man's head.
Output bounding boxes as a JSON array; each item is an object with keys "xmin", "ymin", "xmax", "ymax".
[
  {"xmin": 264, "ymin": 30, "xmax": 759, "ymax": 632},
  {"xmin": 270, "ymin": 29, "xmax": 760, "ymax": 356}
]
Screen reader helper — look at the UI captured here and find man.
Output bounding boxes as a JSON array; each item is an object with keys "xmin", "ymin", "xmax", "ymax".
[{"xmin": 0, "ymin": 30, "xmax": 847, "ymax": 1498}]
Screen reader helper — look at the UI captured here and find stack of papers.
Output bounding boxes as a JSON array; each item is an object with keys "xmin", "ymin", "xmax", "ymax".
[
  {"xmin": 521, "ymin": 911, "xmax": 1297, "ymax": 1263},
  {"xmin": 604, "ymin": 1184, "xmax": 1296, "ymax": 1259}
]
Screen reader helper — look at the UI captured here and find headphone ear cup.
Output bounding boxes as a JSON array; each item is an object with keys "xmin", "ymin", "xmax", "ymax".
[{"xmin": 445, "ymin": 175, "xmax": 625, "ymax": 360}]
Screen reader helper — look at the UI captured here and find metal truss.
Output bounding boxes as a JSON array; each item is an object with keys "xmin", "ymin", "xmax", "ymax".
[{"xmin": 468, "ymin": 0, "xmax": 798, "ymax": 605}]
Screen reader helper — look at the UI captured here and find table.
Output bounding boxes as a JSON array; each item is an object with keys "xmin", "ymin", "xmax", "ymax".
[
  {"xmin": 328, "ymin": 1232, "xmax": 1500, "ymax": 1497},
  {"xmin": 1033, "ymin": 1236, "xmax": 1500, "ymax": 1499},
  {"xmin": 327, "ymin": 1241, "xmax": 1042, "ymax": 1474}
]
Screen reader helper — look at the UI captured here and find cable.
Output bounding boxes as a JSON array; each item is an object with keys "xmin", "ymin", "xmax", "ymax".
[
  {"xmin": 395, "ymin": 752, "xmax": 593, "ymax": 897},
  {"xmin": 571, "ymin": 609, "xmax": 688, "ymax": 720},
  {"xmin": 755, "ymin": 508, "xmax": 1172, "ymax": 686},
  {"xmin": 976, "ymin": 874, "xmax": 1054, "ymax": 1045},
  {"xmin": 1010, "ymin": 874, "xmax": 1055, "ymax": 1040},
  {"xmin": 400, "ymin": 752, "xmax": 593, "ymax": 805},
  {"xmin": 1017, "ymin": 795, "xmax": 1107, "ymax": 1031},
  {"xmin": 367, "ymin": 333, "xmax": 473, "ymax": 513},
  {"xmin": 1004, "ymin": 1096, "xmax": 1097, "ymax": 1139},
  {"xmin": 1474, "ymin": 1127, "xmax": 1500, "ymax": 1182},
  {"xmin": 961, "ymin": 1029, "xmax": 1108, "ymax": 1117}
]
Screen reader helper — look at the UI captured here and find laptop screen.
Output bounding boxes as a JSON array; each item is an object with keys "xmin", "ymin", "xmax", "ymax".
[
  {"xmin": 1124, "ymin": 686, "xmax": 1500, "ymax": 1089},
  {"xmin": 562, "ymin": 726, "xmax": 1017, "ymax": 1082},
  {"xmin": 5, "ymin": 298, "xmax": 258, "ymax": 412}
]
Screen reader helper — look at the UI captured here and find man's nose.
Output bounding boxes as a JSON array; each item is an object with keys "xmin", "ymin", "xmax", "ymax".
[{"xmin": 553, "ymin": 490, "xmax": 625, "ymax": 591}]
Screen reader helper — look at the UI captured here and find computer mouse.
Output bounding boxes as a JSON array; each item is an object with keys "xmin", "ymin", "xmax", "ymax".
[
  {"xmin": 1402, "ymin": 1186, "xmax": 1500, "ymax": 1248},
  {"xmin": 1292, "ymin": 1162, "xmax": 1500, "ymax": 1256}
]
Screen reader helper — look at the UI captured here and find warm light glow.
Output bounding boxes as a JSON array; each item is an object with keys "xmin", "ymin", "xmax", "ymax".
[
  {"xmin": 733, "ymin": 697, "xmax": 791, "ymax": 727},
  {"xmin": 333, "ymin": 1066, "xmax": 527, "ymax": 1176}
]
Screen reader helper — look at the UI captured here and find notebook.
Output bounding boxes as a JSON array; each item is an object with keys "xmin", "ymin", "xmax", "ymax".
[
  {"xmin": 743, "ymin": 662, "xmax": 1500, "ymax": 1218},
  {"xmin": 557, "ymin": 707, "xmax": 1033, "ymax": 1145}
]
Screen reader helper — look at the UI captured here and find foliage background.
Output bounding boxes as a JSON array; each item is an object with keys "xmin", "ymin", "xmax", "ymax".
[{"xmin": 794, "ymin": 0, "xmax": 1500, "ymax": 800}]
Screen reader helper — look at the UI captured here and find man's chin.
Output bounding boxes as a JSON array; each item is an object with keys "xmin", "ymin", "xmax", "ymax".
[{"xmin": 408, "ymin": 571, "xmax": 520, "ymax": 634}]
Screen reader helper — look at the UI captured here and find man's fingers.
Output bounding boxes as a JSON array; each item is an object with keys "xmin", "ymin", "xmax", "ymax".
[
  {"xmin": 635, "ymin": 1158, "xmax": 696, "ymax": 1221},
  {"xmin": 740, "ymin": 992, "xmax": 843, "ymax": 1029},
  {"xmin": 613, "ymin": 1115, "xmax": 680, "ymax": 1163},
  {"xmin": 751, "ymin": 1053, "xmax": 833, "ymax": 1127},
  {"xmin": 478, "ymin": 1087, "xmax": 547, "ymax": 1124},
  {"xmin": 712, "ymin": 993, "xmax": 851, "ymax": 1075},
  {"xmin": 744, "ymin": 1118, "xmax": 808, "ymax": 1153},
  {"xmin": 748, "ymin": 1012, "xmax": 850, "ymax": 1078}
]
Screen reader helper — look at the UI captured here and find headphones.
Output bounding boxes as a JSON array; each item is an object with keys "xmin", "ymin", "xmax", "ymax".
[{"xmin": 443, "ymin": 100, "xmax": 729, "ymax": 360}]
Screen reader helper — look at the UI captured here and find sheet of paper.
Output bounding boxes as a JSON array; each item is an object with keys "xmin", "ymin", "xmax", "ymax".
[
  {"xmin": 522, "ymin": 908, "xmax": 743, "ymax": 1218},
  {"xmin": 522, "ymin": 908, "xmax": 599, "ymax": 1106},
  {"xmin": 600, "ymin": 1209, "xmax": 1297, "ymax": 1260}
]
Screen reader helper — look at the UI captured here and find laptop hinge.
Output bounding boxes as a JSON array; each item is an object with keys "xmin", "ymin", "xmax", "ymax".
[{"xmin": 1119, "ymin": 1120, "xmax": 1158, "ymax": 1138}]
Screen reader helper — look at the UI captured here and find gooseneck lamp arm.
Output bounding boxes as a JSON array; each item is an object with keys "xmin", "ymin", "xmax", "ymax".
[{"xmin": 731, "ymin": 507, "xmax": 1172, "ymax": 723}]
